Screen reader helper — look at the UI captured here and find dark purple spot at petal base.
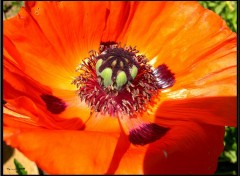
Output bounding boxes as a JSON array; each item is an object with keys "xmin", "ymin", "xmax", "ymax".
[
  {"xmin": 153, "ymin": 64, "xmax": 175, "ymax": 89},
  {"xmin": 3, "ymin": 100, "xmax": 7, "ymax": 105},
  {"xmin": 41, "ymin": 94, "xmax": 67, "ymax": 114},
  {"xmin": 100, "ymin": 41, "xmax": 118, "ymax": 52},
  {"xmin": 129, "ymin": 123, "xmax": 169, "ymax": 145}
]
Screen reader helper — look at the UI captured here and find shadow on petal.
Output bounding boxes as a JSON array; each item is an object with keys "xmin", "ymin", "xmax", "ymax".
[{"xmin": 143, "ymin": 123, "xmax": 225, "ymax": 174}]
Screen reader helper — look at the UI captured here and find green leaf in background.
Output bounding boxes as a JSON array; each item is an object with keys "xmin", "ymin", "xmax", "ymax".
[
  {"xmin": 3, "ymin": 1, "xmax": 24, "ymax": 20},
  {"xmin": 14, "ymin": 158, "xmax": 28, "ymax": 175},
  {"xmin": 199, "ymin": 1, "xmax": 237, "ymax": 32}
]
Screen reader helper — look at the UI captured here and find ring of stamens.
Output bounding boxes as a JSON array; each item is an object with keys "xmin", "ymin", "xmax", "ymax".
[{"xmin": 72, "ymin": 43, "xmax": 161, "ymax": 117}]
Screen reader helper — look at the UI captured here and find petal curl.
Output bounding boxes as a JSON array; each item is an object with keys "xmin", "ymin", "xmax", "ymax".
[
  {"xmin": 155, "ymin": 96, "xmax": 236, "ymax": 127},
  {"xmin": 4, "ymin": 58, "xmax": 90, "ymax": 129}
]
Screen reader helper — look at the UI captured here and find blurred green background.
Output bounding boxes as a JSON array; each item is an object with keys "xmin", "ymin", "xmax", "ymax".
[{"xmin": 3, "ymin": 1, "xmax": 237, "ymax": 175}]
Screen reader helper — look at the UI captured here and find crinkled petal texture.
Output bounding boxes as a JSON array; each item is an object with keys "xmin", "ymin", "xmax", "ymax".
[{"xmin": 3, "ymin": 1, "xmax": 236, "ymax": 175}]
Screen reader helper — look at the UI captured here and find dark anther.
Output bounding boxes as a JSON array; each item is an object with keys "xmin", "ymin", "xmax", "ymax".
[
  {"xmin": 153, "ymin": 64, "xmax": 175, "ymax": 89},
  {"xmin": 129, "ymin": 123, "xmax": 169, "ymax": 145},
  {"xmin": 40, "ymin": 94, "xmax": 67, "ymax": 114}
]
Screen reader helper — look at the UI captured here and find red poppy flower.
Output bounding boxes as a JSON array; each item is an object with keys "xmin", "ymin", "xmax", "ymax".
[{"xmin": 3, "ymin": 1, "xmax": 236, "ymax": 174}]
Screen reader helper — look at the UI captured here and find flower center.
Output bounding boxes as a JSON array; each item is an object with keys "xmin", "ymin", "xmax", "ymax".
[
  {"xmin": 96, "ymin": 47, "xmax": 139, "ymax": 90},
  {"xmin": 72, "ymin": 42, "xmax": 175, "ymax": 117}
]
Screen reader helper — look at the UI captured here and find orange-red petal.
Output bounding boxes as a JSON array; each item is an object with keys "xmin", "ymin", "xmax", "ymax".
[
  {"xmin": 3, "ymin": 1, "xmax": 109, "ymax": 90},
  {"xmin": 117, "ymin": 1, "xmax": 236, "ymax": 99},
  {"xmin": 4, "ymin": 58, "xmax": 89, "ymax": 129},
  {"xmin": 119, "ymin": 2, "xmax": 235, "ymax": 69},
  {"xmin": 101, "ymin": 1, "xmax": 139, "ymax": 42},
  {"xmin": 4, "ymin": 127, "xmax": 120, "ymax": 174},
  {"xmin": 114, "ymin": 122, "xmax": 225, "ymax": 174},
  {"xmin": 155, "ymin": 96, "xmax": 236, "ymax": 127},
  {"xmin": 114, "ymin": 1, "xmax": 236, "ymax": 127}
]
